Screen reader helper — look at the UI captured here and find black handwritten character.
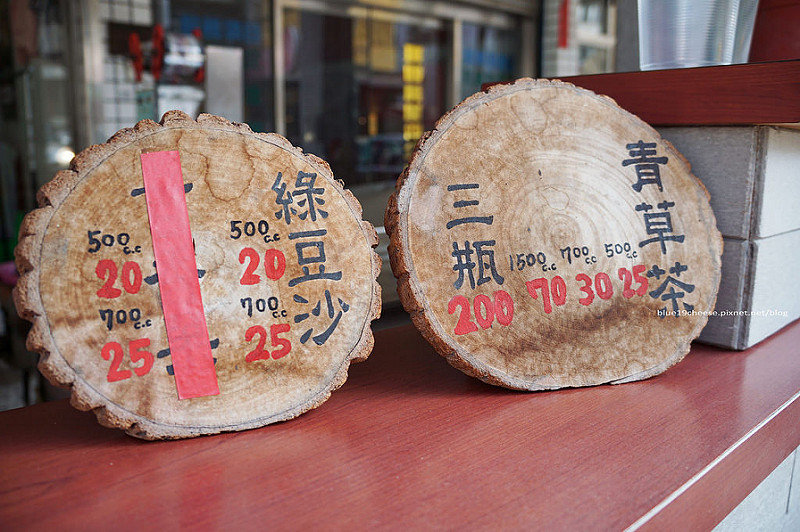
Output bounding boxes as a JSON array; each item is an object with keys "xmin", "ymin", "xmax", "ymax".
[
  {"xmin": 287, "ymin": 229, "xmax": 342, "ymax": 287},
  {"xmin": 272, "ymin": 172, "xmax": 296, "ymax": 224},
  {"xmin": 293, "ymin": 171, "xmax": 328, "ymax": 222},
  {"xmin": 473, "ymin": 240, "xmax": 505, "ymax": 287},
  {"xmin": 131, "ymin": 182, "xmax": 193, "ymax": 197},
  {"xmin": 158, "ymin": 338, "xmax": 220, "ymax": 375},
  {"xmin": 451, "ymin": 240, "xmax": 504, "ymax": 290},
  {"xmin": 293, "ymin": 290, "xmax": 349, "ymax": 345},
  {"xmin": 144, "ymin": 261, "xmax": 205, "ymax": 285},
  {"xmin": 647, "ymin": 262, "xmax": 695, "ymax": 317},
  {"xmin": 446, "ymin": 183, "xmax": 493, "ymax": 229},
  {"xmin": 622, "ymin": 140, "xmax": 668, "ymax": 192},
  {"xmin": 451, "ymin": 241, "xmax": 477, "ymax": 290},
  {"xmin": 636, "ymin": 200, "xmax": 685, "ymax": 254}
]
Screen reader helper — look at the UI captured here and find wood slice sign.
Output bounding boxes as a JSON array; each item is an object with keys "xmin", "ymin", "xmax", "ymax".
[
  {"xmin": 386, "ymin": 78, "xmax": 722, "ymax": 390},
  {"xmin": 14, "ymin": 111, "xmax": 381, "ymax": 439}
]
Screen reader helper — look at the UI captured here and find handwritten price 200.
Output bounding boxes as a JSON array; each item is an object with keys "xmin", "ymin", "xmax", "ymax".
[{"xmin": 448, "ymin": 290, "xmax": 515, "ymax": 335}]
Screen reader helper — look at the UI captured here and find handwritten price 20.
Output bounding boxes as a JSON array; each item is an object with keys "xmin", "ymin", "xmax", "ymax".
[
  {"xmin": 239, "ymin": 247, "xmax": 286, "ymax": 285},
  {"xmin": 95, "ymin": 260, "xmax": 142, "ymax": 298}
]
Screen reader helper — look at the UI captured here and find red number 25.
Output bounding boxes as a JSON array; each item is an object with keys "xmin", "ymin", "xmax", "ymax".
[{"xmin": 245, "ymin": 324, "xmax": 292, "ymax": 362}]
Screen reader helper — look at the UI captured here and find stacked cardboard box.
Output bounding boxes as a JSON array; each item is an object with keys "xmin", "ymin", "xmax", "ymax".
[{"xmin": 659, "ymin": 126, "xmax": 800, "ymax": 349}]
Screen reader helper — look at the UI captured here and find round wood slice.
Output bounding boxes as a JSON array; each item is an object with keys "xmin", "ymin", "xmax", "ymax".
[
  {"xmin": 386, "ymin": 78, "xmax": 722, "ymax": 390},
  {"xmin": 14, "ymin": 111, "xmax": 381, "ymax": 439}
]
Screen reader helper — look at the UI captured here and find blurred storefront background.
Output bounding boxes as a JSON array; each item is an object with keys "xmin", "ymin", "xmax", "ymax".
[{"xmin": 0, "ymin": 1, "xmax": 620, "ymax": 408}]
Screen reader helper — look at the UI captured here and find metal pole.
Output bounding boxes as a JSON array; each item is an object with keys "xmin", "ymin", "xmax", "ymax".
[
  {"xmin": 273, "ymin": 0, "xmax": 286, "ymax": 136},
  {"xmin": 450, "ymin": 18, "xmax": 463, "ymax": 108}
]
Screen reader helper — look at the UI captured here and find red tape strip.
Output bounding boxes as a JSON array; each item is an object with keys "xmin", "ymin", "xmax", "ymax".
[{"xmin": 141, "ymin": 150, "xmax": 220, "ymax": 399}]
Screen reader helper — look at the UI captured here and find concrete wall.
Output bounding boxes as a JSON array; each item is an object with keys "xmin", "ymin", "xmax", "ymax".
[{"xmin": 715, "ymin": 446, "xmax": 800, "ymax": 532}]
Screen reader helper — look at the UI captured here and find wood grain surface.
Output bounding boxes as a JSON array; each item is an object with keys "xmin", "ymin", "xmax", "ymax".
[
  {"xmin": 1, "ymin": 320, "xmax": 798, "ymax": 531},
  {"xmin": 13, "ymin": 111, "xmax": 381, "ymax": 439},
  {"xmin": 386, "ymin": 78, "xmax": 722, "ymax": 390}
]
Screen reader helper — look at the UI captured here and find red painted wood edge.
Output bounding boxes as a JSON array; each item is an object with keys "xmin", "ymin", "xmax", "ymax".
[
  {"xmin": 483, "ymin": 61, "xmax": 800, "ymax": 126},
  {"xmin": 749, "ymin": 0, "xmax": 800, "ymax": 62},
  {"xmin": 140, "ymin": 150, "xmax": 220, "ymax": 399},
  {"xmin": 561, "ymin": 60, "xmax": 800, "ymax": 126}
]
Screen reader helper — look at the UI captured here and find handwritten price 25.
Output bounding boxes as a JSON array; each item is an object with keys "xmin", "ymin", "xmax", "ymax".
[
  {"xmin": 101, "ymin": 338, "xmax": 153, "ymax": 382},
  {"xmin": 245, "ymin": 324, "xmax": 292, "ymax": 361}
]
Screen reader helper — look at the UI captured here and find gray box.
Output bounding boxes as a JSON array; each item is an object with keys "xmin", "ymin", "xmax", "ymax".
[{"xmin": 659, "ymin": 126, "xmax": 800, "ymax": 349}]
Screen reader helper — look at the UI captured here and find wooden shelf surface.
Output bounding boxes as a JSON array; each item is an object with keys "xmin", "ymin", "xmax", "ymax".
[
  {"xmin": 559, "ymin": 60, "xmax": 800, "ymax": 126},
  {"xmin": 1, "ymin": 320, "xmax": 799, "ymax": 531}
]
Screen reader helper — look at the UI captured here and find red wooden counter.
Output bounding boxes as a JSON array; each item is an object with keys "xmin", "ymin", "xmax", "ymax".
[{"xmin": 1, "ymin": 319, "xmax": 799, "ymax": 531}]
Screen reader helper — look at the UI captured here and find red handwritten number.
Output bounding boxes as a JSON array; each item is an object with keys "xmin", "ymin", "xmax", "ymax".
[
  {"xmin": 595, "ymin": 272, "xmax": 614, "ymax": 300},
  {"xmin": 245, "ymin": 324, "xmax": 292, "ymax": 361},
  {"xmin": 96, "ymin": 260, "xmax": 122, "ymax": 298},
  {"xmin": 576, "ymin": 273, "xmax": 594, "ymax": 306},
  {"xmin": 101, "ymin": 341, "xmax": 131, "ymax": 382},
  {"xmin": 239, "ymin": 247, "xmax": 261, "ymax": 285},
  {"xmin": 618, "ymin": 266, "xmax": 649, "ymax": 299},
  {"xmin": 448, "ymin": 292, "xmax": 515, "ymax": 334},
  {"xmin": 129, "ymin": 338, "xmax": 154, "ymax": 377},
  {"xmin": 270, "ymin": 324, "xmax": 292, "ymax": 359},
  {"xmin": 264, "ymin": 249, "xmax": 287, "ymax": 281},
  {"xmin": 473, "ymin": 294, "xmax": 494, "ymax": 329},
  {"xmin": 632, "ymin": 265, "xmax": 649, "ymax": 296},
  {"xmin": 618, "ymin": 268, "xmax": 634, "ymax": 298},
  {"xmin": 101, "ymin": 339, "xmax": 153, "ymax": 382},
  {"xmin": 551, "ymin": 276, "xmax": 567, "ymax": 306},
  {"xmin": 526, "ymin": 277, "xmax": 567, "ymax": 314},
  {"xmin": 121, "ymin": 261, "xmax": 142, "ymax": 294},
  {"xmin": 494, "ymin": 290, "xmax": 514, "ymax": 326},
  {"xmin": 448, "ymin": 295, "xmax": 478, "ymax": 335},
  {"xmin": 240, "ymin": 248, "xmax": 286, "ymax": 284},
  {"xmin": 245, "ymin": 325, "xmax": 269, "ymax": 361},
  {"xmin": 96, "ymin": 260, "xmax": 142, "ymax": 298},
  {"xmin": 526, "ymin": 278, "xmax": 552, "ymax": 313}
]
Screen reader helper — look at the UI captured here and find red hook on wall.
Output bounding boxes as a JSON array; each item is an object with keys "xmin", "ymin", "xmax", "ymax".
[
  {"xmin": 152, "ymin": 24, "xmax": 165, "ymax": 81},
  {"xmin": 128, "ymin": 32, "xmax": 143, "ymax": 82}
]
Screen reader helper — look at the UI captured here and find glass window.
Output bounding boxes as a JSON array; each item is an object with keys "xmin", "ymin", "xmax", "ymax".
[
  {"xmin": 0, "ymin": 0, "xmax": 75, "ymax": 261},
  {"xmin": 579, "ymin": 44, "xmax": 608, "ymax": 74},
  {"xmin": 576, "ymin": 0, "xmax": 617, "ymax": 74},
  {"xmin": 284, "ymin": 8, "xmax": 446, "ymax": 187},
  {"xmin": 171, "ymin": 0, "xmax": 273, "ymax": 132},
  {"xmin": 461, "ymin": 23, "xmax": 520, "ymax": 100}
]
